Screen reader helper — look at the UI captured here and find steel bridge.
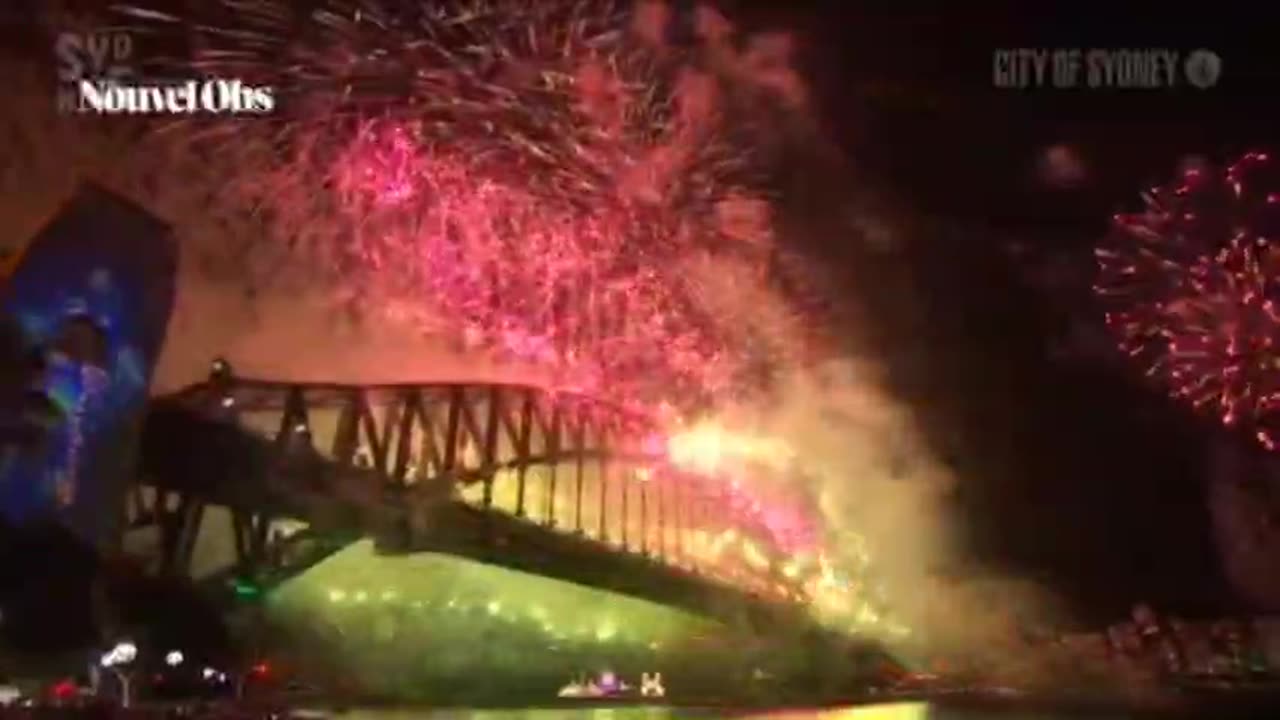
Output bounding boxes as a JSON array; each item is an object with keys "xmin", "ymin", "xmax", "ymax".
[
  {"xmin": 0, "ymin": 185, "xmax": 818, "ymax": 635},
  {"xmin": 129, "ymin": 363, "xmax": 809, "ymax": 627}
]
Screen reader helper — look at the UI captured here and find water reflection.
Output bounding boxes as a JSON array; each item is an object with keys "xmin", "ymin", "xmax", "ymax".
[
  {"xmin": 754, "ymin": 703, "xmax": 927, "ymax": 718},
  {"xmin": 334, "ymin": 702, "xmax": 1131, "ymax": 719}
]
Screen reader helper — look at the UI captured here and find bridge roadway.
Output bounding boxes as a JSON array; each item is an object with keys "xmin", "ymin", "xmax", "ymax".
[{"xmin": 131, "ymin": 368, "xmax": 811, "ymax": 629}]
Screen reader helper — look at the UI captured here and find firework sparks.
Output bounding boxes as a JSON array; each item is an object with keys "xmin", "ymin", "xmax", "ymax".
[
  {"xmin": 117, "ymin": 0, "xmax": 815, "ymax": 414},
  {"xmin": 1096, "ymin": 151, "xmax": 1280, "ymax": 448},
  {"xmin": 106, "ymin": 0, "xmax": 849, "ymax": 596}
]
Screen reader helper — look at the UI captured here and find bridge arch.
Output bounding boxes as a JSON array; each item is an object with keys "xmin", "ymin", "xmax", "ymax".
[{"xmin": 131, "ymin": 366, "xmax": 808, "ymax": 623}]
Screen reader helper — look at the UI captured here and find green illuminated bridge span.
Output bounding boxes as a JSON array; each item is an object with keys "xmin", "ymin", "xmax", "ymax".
[{"xmin": 130, "ymin": 364, "xmax": 811, "ymax": 628}]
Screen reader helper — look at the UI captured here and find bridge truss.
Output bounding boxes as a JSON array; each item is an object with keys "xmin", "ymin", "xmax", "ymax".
[{"xmin": 129, "ymin": 363, "xmax": 807, "ymax": 621}]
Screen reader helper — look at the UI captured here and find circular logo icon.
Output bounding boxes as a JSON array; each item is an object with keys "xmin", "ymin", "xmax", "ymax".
[{"xmin": 1184, "ymin": 49, "xmax": 1222, "ymax": 89}]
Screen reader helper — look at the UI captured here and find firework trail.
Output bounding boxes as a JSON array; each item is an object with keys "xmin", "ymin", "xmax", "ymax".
[
  {"xmin": 1096, "ymin": 151, "xmax": 1280, "ymax": 448},
  {"xmin": 117, "ymin": 0, "xmax": 815, "ymax": 415}
]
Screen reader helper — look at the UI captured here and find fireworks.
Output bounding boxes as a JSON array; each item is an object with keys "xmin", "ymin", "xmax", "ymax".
[
  {"xmin": 104, "ymin": 0, "xmax": 843, "ymax": 586},
  {"xmin": 667, "ymin": 419, "xmax": 817, "ymax": 553},
  {"xmin": 118, "ymin": 0, "xmax": 813, "ymax": 414},
  {"xmin": 1096, "ymin": 151, "xmax": 1280, "ymax": 448}
]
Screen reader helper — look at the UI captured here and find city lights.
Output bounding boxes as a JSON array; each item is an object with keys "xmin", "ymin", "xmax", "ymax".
[{"xmin": 100, "ymin": 642, "xmax": 136, "ymax": 668}]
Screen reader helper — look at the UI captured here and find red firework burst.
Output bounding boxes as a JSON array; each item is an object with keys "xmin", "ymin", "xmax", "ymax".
[{"xmin": 1096, "ymin": 151, "xmax": 1280, "ymax": 448}]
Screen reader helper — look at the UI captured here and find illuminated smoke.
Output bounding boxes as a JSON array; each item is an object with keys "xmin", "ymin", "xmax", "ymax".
[
  {"xmin": 671, "ymin": 358, "xmax": 1069, "ymax": 674},
  {"xmin": 1207, "ymin": 435, "xmax": 1280, "ymax": 610}
]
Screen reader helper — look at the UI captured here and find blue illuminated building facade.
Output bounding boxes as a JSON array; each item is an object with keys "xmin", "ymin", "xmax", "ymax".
[{"xmin": 0, "ymin": 184, "xmax": 176, "ymax": 548}]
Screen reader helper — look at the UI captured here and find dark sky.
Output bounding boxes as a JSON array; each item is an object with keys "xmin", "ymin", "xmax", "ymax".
[
  {"xmin": 787, "ymin": 3, "xmax": 1280, "ymax": 233},
  {"xmin": 765, "ymin": 3, "xmax": 1280, "ymax": 620}
]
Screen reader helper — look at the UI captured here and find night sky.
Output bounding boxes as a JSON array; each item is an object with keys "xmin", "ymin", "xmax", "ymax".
[{"xmin": 800, "ymin": 4, "xmax": 1279, "ymax": 231}]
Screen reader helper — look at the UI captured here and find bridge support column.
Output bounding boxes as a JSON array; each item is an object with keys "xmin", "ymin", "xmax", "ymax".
[
  {"xmin": 544, "ymin": 407, "xmax": 561, "ymax": 528},
  {"xmin": 513, "ymin": 391, "xmax": 534, "ymax": 518},
  {"xmin": 640, "ymin": 480, "xmax": 649, "ymax": 556},
  {"xmin": 231, "ymin": 510, "xmax": 277, "ymax": 576},
  {"xmin": 598, "ymin": 429, "xmax": 610, "ymax": 543},
  {"xmin": 573, "ymin": 413, "xmax": 585, "ymax": 534},
  {"xmin": 161, "ymin": 494, "xmax": 204, "ymax": 576},
  {"xmin": 480, "ymin": 386, "xmax": 500, "ymax": 509}
]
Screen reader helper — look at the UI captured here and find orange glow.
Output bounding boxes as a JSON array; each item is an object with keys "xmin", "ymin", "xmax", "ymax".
[{"xmin": 666, "ymin": 420, "xmax": 793, "ymax": 474}]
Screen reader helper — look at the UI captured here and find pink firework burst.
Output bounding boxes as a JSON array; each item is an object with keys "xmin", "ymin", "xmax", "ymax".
[
  {"xmin": 120, "ymin": 0, "xmax": 814, "ymax": 414},
  {"xmin": 326, "ymin": 119, "xmax": 741, "ymax": 406},
  {"xmin": 1096, "ymin": 151, "xmax": 1280, "ymax": 448}
]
